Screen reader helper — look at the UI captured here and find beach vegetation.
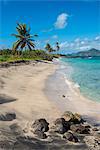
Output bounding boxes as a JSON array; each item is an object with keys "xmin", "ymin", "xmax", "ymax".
[
  {"xmin": 0, "ymin": 23, "xmax": 60, "ymax": 63},
  {"xmin": 0, "ymin": 49, "xmax": 55, "ymax": 62}
]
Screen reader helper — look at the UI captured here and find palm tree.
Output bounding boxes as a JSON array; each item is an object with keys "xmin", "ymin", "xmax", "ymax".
[
  {"xmin": 56, "ymin": 42, "xmax": 60, "ymax": 51},
  {"xmin": 45, "ymin": 43, "xmax": 53, "ymax": 53},
  {"xmin": 12, "ymin": 23, "xmax": 38, "ymax": 52}
]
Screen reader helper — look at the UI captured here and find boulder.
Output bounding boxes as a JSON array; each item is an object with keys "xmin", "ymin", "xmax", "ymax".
[
  {"xmin": 50, "ymin": 118, "xmax": 69, "ymax": 134},
  {"xmin": 0, "ymin": 112, "xmax": 16, "ymax": 121},
  {"xmin": 62, "ymin": 111, "xmax": 74, "ymax": 122},
  {"xmin": 62, "ymin": 111, "xmax": 84, "ymax": 124},
  {"xmin": 70, "ymin": 124, "xmax": 90, "ymax": 134},
  {"xmin": 31, "ymin": 118, "xmax": 49, "ymax": 133},
  {"xmin": 63, "ymin": 132, "xmax": 78, "ymax": 143},
  {"xmin": 54, "ymin": 118, "xmax": 66, "ymax": 125}
]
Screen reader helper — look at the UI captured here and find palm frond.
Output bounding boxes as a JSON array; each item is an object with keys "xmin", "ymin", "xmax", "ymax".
[
  {"xmin": 12, "ymin": 34, "xmax": 24, "ymax": 39},
  {"xmin": 17, "ymin": 23, "xmax": 23, "ymax": 30},
  {"xmin": 27, "ymin": 43, "xmax": 32, "ymax": 50},
  {"xmin": 34, "ymin": 34, "xmax": 38, "ymax": 37},
  {"xmin": 13, "ymin": 40, "xmax": 22, "ymax": 50},
  {"xmin": 16, "ymin": 27, "xmax": 22, "ymax": 35},
  {"xmin": 28, "ymin": 41, "xmax": 35, "ymax": 48},
  {"xmin": 28, "ymin": 39, "xmax": 35, "ymax": 41}
]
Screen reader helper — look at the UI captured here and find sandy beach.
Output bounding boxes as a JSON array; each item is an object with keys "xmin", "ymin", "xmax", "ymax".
[
  {"xmin": 0, "ymin": 62, "xmax": 61, "ymax": 127},
  {"xmin": 0, "ymin": 60, "xmax": 100, "ymax": 149},
  {"xmin": 0, "ymin": 61, "xmax": 100, "ymax": 126}
]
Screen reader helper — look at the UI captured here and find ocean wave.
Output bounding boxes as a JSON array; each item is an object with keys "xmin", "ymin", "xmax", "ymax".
[{"xmin": 74, "ymin": 83, "xmax": 80, "ymax": 88}]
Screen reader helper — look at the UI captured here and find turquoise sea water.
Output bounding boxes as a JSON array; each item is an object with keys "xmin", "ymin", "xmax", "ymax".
[{"xmin": 60, "ymin": 57, "xmax": 100, "ymax": 102}]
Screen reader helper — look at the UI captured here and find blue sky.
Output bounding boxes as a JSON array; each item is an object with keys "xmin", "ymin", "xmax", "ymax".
[{"xmin": 0, "ymin": 0, "xmax": 100, "ymax": 53}]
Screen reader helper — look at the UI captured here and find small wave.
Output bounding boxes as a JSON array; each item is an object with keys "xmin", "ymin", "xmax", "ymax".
[
  {"xmin": 74, "ymin": 83, "xmax": 80, "ymax": 88},
  {"xmin": 60, "ymin": 65, "xmax": 67, "ymax": 69},
  {"xmin": 53, "ymin": 58, "xmax": 60, "ymax": 63}
]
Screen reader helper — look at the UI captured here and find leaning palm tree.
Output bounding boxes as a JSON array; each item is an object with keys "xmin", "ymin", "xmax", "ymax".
[
  {"xmin": 45, "ymin": 43, "xmax": 53, "ymax": 53},
  {"xmin": 12, "ymin": 23, "xmax": 38, "ymax": 52},
  {"xmin": 56, "ymin": 42, "xmax": 60, "ymax": 51}
]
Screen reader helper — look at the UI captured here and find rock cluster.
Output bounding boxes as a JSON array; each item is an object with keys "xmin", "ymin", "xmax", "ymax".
[
  {"xmin": 29, "ymin": 111, "xmax": 100, "ymax": 150},
  {"xmin": 0, "ymin": 111, "xmax": 100, "ymax": 150}
]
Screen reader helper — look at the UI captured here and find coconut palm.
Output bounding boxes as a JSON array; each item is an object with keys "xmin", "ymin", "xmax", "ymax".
[
  {"xmin": 12, "ymin": 23, "xmax": 38, "ymax": 51},
  {"xmin": 45, "ymin": 43, "xmax": 53, "ymax": 53},
  {"xmin": 56, "ymin": 42, "xmax": 60, "ymax": 51}
]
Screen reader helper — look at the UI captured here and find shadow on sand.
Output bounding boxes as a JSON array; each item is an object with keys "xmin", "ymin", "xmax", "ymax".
[{"xmin": 0, "ymin": 94, "xmax": 17, "ymax": 104}]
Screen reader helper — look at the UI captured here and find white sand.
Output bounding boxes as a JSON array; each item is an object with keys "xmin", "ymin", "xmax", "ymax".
[
  {"xmin": 0, "ymin": 62, "xmax": 61, "ymax": 127},
  {"xmin": 0, "ymin": 61, "xmax": 100, "ymax": 127}
]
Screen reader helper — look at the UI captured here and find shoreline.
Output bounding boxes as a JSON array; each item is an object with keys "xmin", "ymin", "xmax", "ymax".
[{"xmin": 45, "ymin": 59, "xmax": 100, "ymax": 126}]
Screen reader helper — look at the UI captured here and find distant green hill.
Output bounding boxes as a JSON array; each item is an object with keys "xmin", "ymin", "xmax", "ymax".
[{"xmin": 64, "ymin": 48, "xmax": 100, "ymax": 58}]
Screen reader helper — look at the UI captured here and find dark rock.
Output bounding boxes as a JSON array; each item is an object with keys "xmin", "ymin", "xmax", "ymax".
[
  {"xmin": 62, "ymin": 95, "xmax": 66, "ymax": 98},
  {"xmin": 34, "ymin": 130, "xmax": 47, "ymax": 139},
  {"xmin": 51, "ymin": 123, "xmax": 67, "ymax": 134},
  {"xmin": 63, "ymin": 132, "xmax": 78, "ymax": 143},
  {"xmin": 0, "ymin": 112, "xmax": 16, "ymax": 121},
  {"xmin": 32, "ymin": 118, "xmax": 49, "ymax": 132},
  {"xmin": 84, "ymin": 125, "xmax": 91, "ymax": 128},
  {"xmin": 50, "ymin": 118, "xmax": 70, "ymax": 134},
  {"xmin": 54, "ymin": 118, "xmax": 66, "ymax": 125},
  {"xmin": 70, "ymin": 124, "xmax": 90, "ymax": 134}
]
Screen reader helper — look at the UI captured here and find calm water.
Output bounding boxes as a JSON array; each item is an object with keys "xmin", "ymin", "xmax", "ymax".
[{"xmin": 60, "ymin": 57, "xmax": 100, "ymax": 102}]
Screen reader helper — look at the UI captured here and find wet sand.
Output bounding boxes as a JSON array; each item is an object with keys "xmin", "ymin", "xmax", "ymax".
[{"xmin": 45, "ymin": 60, "xmax": 100, "ymax": 126}]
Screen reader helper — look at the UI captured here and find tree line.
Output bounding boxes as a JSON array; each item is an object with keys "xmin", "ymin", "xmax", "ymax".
[{"xmin": 11, "ymin": 23, "xmax": 60, "ymax": 54}]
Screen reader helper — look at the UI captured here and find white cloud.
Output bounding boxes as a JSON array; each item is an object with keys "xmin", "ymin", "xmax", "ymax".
[
  {"xmin": 74, "ymin": 38, "xmax": 80, "ymax": 43},
  {"xmin": 81, "ymin": 41, "xmax": 85, "ymax": 45},
  {"xmin": 59, "ymin": 35, "xmax": 100, "ymax": 53},
  {"xmin": 52, "ymin": 35, "xmax": 58, "ymax": 39},
  {"xmin": 59, "ymin": 41, "xmax": 69, "ymax": 49},
  {"xmin": 95, "ymin": 36, "xmax": 100, "ymax": 41},
  {"xmin": 70, "ymin": 43, "xmax": 75, "ymax": 48},
  {"xmin": 54, "ymin": 13, "xmax": 69, "ymax": 29}
]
